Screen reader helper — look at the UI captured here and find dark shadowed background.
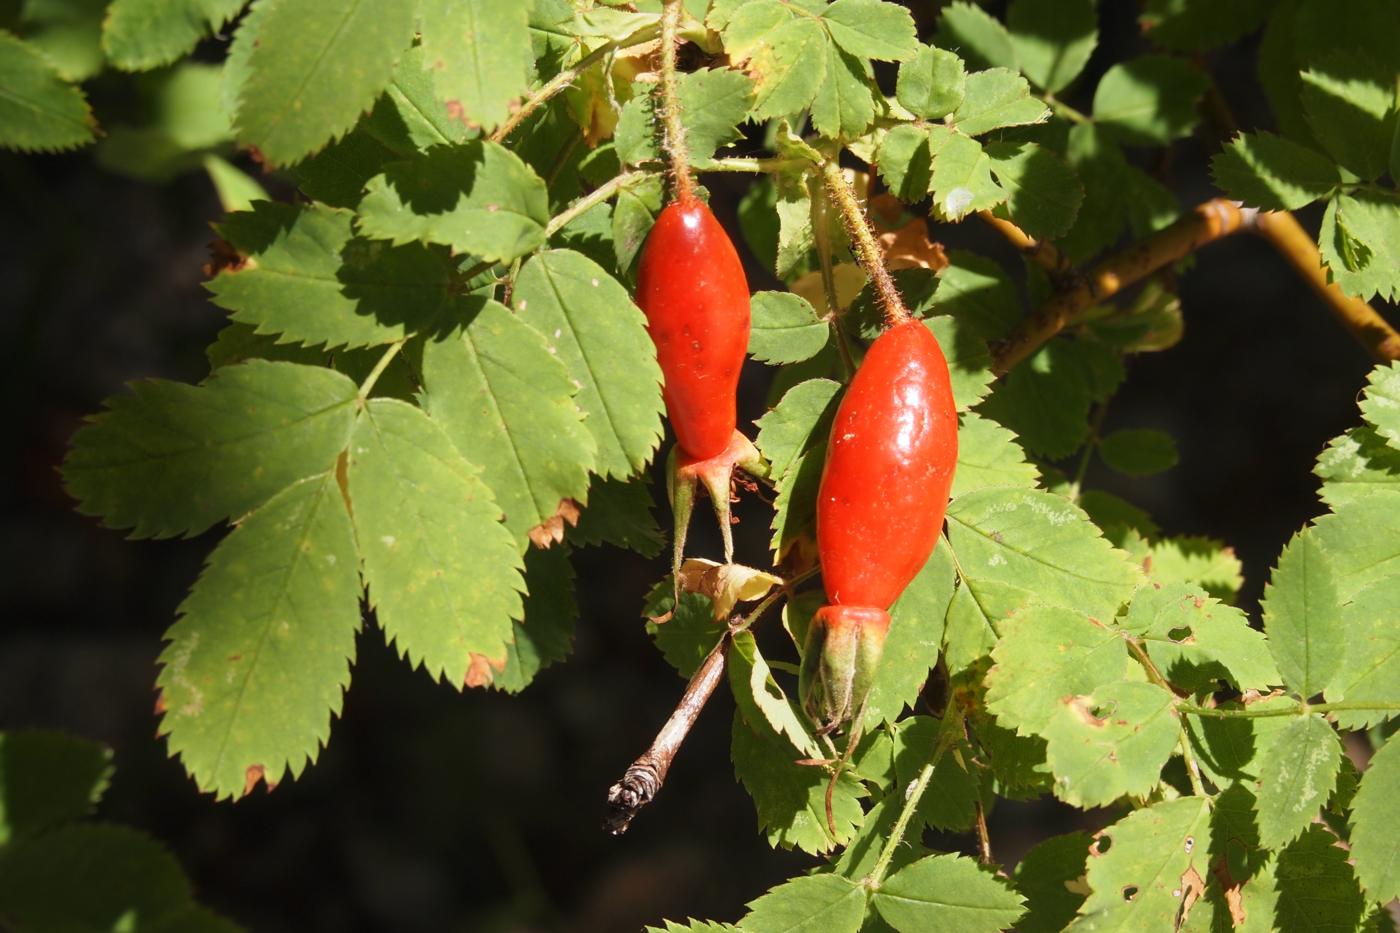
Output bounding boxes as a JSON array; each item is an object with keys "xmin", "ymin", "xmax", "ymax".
[{"xmin": 0, "ymin": 2, "xmax": 1385, "ymax": 930}]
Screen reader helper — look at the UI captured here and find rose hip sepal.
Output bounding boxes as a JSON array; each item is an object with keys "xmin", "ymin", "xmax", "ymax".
[
  {"xmin": 799, "ymin": 319, "xmax": 958, "ymax": 731},
  {"xmin": 636, "ymin": 195, "xmax": 757, "ymax": 575}
]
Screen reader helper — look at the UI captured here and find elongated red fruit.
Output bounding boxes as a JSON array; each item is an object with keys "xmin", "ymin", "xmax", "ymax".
[
  {"xmin": 800, "ymin": 319, "xmax": 958, "ymax": 728},
  {"xmin": 636, "ymin": 197, "xmax": 750, "ymax": 461}
]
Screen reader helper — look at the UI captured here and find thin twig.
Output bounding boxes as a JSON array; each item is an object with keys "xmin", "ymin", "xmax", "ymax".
[
  {"xmin": 978, "ymin": 211, "xmax": 1067, "ymax": 273},
  {"xmin": 657, "ymin": 0, "xmax": 695, "ymax": 203},
  {"xmin": 1254, "ymin": 211, "xmax": 1400, "ymax": 361},
  {"xmin": 820, "ymin": 160, "xmax": 912, "ymax": 328},
  {"xmin": 544, "ymin": 171, "xmax": 651, "ymax": 238},
  {"xmin": 1125, "ymin": 639, "xmax": 1207, "ymax": 797},
  {"xmin": 1180, "ymin": 700, "xmax": 1400, "ymax": 719}
]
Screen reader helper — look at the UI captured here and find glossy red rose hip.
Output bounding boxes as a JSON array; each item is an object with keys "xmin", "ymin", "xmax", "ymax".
[{"xmin": 636, "ymin": 197, "xmax": 751, "ymax": 461}]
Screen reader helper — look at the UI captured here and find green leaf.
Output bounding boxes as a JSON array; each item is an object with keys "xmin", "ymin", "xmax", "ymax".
[
  {"xmin": 1098, "ymin": 428, "xmax": 1179, "ymax": 476},
  {"xmin": 157, "ymin": 472, "xmax": 360, "ymax": 800},
  {"xmin": 820, "ymin": 0, "xmax": 916, "ymax": 61},
  {"xmin": 748, "ymin": 16, "xmax": 829, "ymax": 122},
  {"xmin": 1139, "ymin": 0, "xmax": 1271, "ymax": 51},
  {"xmin": 1092, "ymin": 55, "xmax": 1208, "ymax": 146},
  {"xmin": 1210, "ymin": 132, "xmax": 1340, "ymax": 211},
  {"xmin": 741, "ymin": 871, "xmax": 866, "ymax": 933},
  {"xmin": 1142, "ymin": 535, "xmax": 1244, "ymax": 604},
  {"xmin": 357, "ymin": 141, "xmax": 550, "ymax": 262},
  {"xmin": 569, "ymin": 475, "xmax": 662, "ymax": 557},
  {"xmin": 1007, "ymin": 0, "xmax": 1097, "ymax": 93},
  {"xmin": 985, "ymin": 140, "xmax": 1083, "ymax": 240},
  {"xmin": 421, "ymin": 298, "xmax": 595, "ymax": 549},
  {"xmin": 63, "ymin": 361, "xmax": 358, "ymax": 539},
  {"xmin": 646, "ymin": 921, "xmax": 741, "ymax": 933},
  {"xmin": 1268, "ymin": 825, "xmax": 1368, "ymax": 932},
  {"xmin": 1319, "ymin": 191, "xmax": 1400, "ymax": 304},
  {"xmin": 489, "ymin": 545, "xmax": 575, "ymax": 693},
  {"xmin": 1121, "ymin": 583, "xmax": 1279, "ymax": 692},
  {"xmin": 985, "ymin": 604, "xmax": 1132, "ymax": 735},
  {"xmin": 770, "ymin": 442, "xmax": 825, "ymax": 558},
  {"xmin": 1013, "ymin": 833, "xmax": 1092, "ymax": 933},
  {"xmin": 347, "ymin": 399, "xmax": 524, "ymax": 686},
  {"xmin": 205, "ymin": 154, "xmax": 268, "ymax": 213},
  {"xmin": 936, "ymin": 251, "xmax": 1023, "ymax": 337},
  {"xmin": 928, "ymin": 130, "xmax": 1004, "ymax": 222},
  {"xmin": 290, "ymin": 128, "xmax": 398, "ymax": 209},
  {"xmin": 367, "ymin": 45, "xmax": 474, "ymax": 153},
  {"xmin": 1322, "ymin": 580, "xmax": 1400, "ymax": 730},
  {"xmin": 615, "ymin": 68, "xmax": 753, "ymax": 168},
  {"xmin": 749, "ymin": 291, "xmax": 830, "ymax": 365},
  {"xmin": 729, "ymin": 632, "xmax": 820, "ymax": 757},
  {"xmin": 17, "ymin": 0, "xmax": 107, "ymax": 82},
  {"xmin": 0, "ymin": 30, "xmax": 94, "ymax": 152},
  {"xmin": 950, "ymin": 67, "xmax": 1050, "ymax": 137},
  {"xmin": 1299, "ymin": 57, "xmax": 1396, "ymax": 182},
  {"xmin": 809, "ymin": 45, "xmax": 876, "ymax": 139},
  {"xmin": 1359, "ymin": 361, "xmax": 1400, "ymax": 450},
  {"xmin": 896, "ymin": 44, "xmax": 966, "ymax": 120},
  {"xmin": 1067, "ymin": 798, "xmax": 1212, "ymax": 931},
  {"xmin": 417, "ymin": 0, "xmax": 531, "ymax": 133},
  {"xmin": 0, "ymin": 731, "xmax": 112, "ymax": 845},
  {"xmin": 1315, "ymin": 426, "xmax": 1400, "ymax": 509},
  {"xmin": 1261, "ymin": 529, "xmax": 1344, "ymax": 698},
  {"xmin": 1044, "ymin": 681, "xmax": 1180, "ymax": 808},
  {"xmin": 207, "ymin": 201, "xmax": 453, "ymax": 351},
  {"xmin": 1350, "ymin": 735, "xmax": 1400, "ymax": 904},
  {"xmin": 513, "ymin": 250, "xmax": 664, "ymax": 479},
  {"xmin": 613, "ymin": 174, "xmax": 663, "ymax": 275},
  {"xmin": 731, "ymin": 713, "xmax": 865, "ymax": 855},
  {"xmin": 890, "ymin": 716, "xmax": 980, "ymax": 831},
  {"xmin": 873, "ymin": 853, "xmax": 1025, "ymax": 933},
  {"xmin": 979, "ymin": 341, "xmax": 1097, "ymax": 459},
  {"xmin": 947, "ymin": 487, "xmax": 1141, "ymax": 626},
  {"xmin": 101, "ymin": 0, "xmax": 242, "ymax": 72},
  {"xmin": 1254, "ymin": 714, "xmax": 1341, "ymax": 849},
  {"xmin": 1184, "ymin": 695, "xmax": 1296, "ymax": 787},
  {"xmin": 861, "ymin": 545, "xmax": 957, "ymax": 727},
  {"xmin": 950, "ymin": 411, "xmax": 1039, "ymax": 498},
  {"xmin": 756, "ymin": 377, "xmax": 842, "ymax": 484},
  {"xmin": 233, "ymin": 0, "xmax": 416, "ymax": 166},
  {"xmin": 644, "ymin": 584, "xmax": 721, "ymax": 678},
  {"xmin": 0, "ymin": 824, "xmax": 195, "ymax": 930},
  {"xmin": 935, "ymin": 1, "xmax": 1016, "ymax": 72}
]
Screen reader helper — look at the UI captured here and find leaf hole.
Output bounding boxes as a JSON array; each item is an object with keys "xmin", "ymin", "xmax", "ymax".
[
  {"xmin": 1167, "ymin": 625, "xmax": 1193, "ymax": 642},
  {"xmin": 1122, "ymin": 885, "xmax": 1139, "ymax": 902}
]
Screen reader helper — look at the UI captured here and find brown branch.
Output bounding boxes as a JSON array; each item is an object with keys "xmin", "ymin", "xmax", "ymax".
[
  {"xmin": 992, "ymin": 199, "xmax": 1257, "ymax": 375},
  {"xmin": 604, "ymin": 633, "xmax": 730, "ymax": 834},
  {"xmin": 821, "ymin": 160, "xmax": 912, "ymax": 328},
  {"xmin": 1254, "ymin": 211, "xmax": 1400, "ymax": 362},
  {"xmin": 978, "ymin": 211, "xmax": 1067, "ymax": 274}
]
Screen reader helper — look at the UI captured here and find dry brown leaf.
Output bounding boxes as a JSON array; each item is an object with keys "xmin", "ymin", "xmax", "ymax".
[
  {"xmin": 880, "ymin": 218, "xmax": 949, "ymax": 272},
  {"xmin": 464, "ymin": 652, "xmax": 507, "ymax": 688},
  {"xmin": 529, "ymin": 498, "xmax": 581, "ymax": 549},
  {"xmin": 677, "ymin": 558, "xmax": 783, "ymax": 620}
]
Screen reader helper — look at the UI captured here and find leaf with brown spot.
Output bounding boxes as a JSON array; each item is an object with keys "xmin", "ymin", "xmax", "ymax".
[
  {"xmin": 243, "ymin": 763, "xmax": 265, "ymax": 797},
  {"xmin": 879, "ymin": 218, "xmax": 950, "ymax": 272},
  {"xmin": 529, "ymin": 498, "xmax": 582, "ymax": 549},
  {"xmin": 464, "ymin": 652, "xmax": 506, "ymax": 688}
]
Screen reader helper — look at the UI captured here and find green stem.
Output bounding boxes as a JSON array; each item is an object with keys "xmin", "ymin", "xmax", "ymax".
[
  {"xmin": 357, "ymin": 339, "xmax": 406, "ymax": 400},
  {"xmin": 490, "ymin": 22, "xmax": 662, "ymax": 144},
  {"xmin": 1043, "ymin": 93, "xmax": 1090, "ymax": 125},
  {"xmin": 658, "ymin": 0, "xmax": 695, "ymax": 202},
  {"xmin": 1181, "ymin": 700, "xmax": 1400, "ymax": 719},
  {"xmin": 703, "ymin": 156, "xmax": 813, "ymax": 174},
  {"xmin": 865, "ymin": 700, "xmax": 963, "ymax": 888},
  {"xmin": 1126, "ymin": 639, "xmax": 1206, "ymax": 797},
  {"xmin": 544, "ymin": 171, "xmax": 651, "ymax": 238},
  {"xmin": 1068, "ymin": 403, "xmax": 1109, "ymax": 503},
  {"xmin": 820, "ymin": 160, "xmax": 911, "ymax": 328}
]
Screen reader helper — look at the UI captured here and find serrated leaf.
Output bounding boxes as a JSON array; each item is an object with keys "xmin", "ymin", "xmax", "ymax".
[
  {"xmin": 488, "ymin": 545, "xmax": 575, "ymax": 693},
  {"xmin": 1139, "ymin": 0, "xmax": 1271, "ymax": 51},
  {"xmin": 731, "ymin": 712, "xmax": 864, "ymax": 855},
  {"xmin": 821, "ymin": 0, "xmax": 916, "ymax": 61},
  {"xmin": 749, "ymin": 291, "xmax": 830, "ymax": 364},
  {"xmin": 1014, "ymin": 833, "xmax": 1092, "ymax": 933},
  {"xmin": 1268, "ymin": 825, "xmax": 1368, "ymax": 932},
  {"xmin": 613, "ymin": 173, "xmax": 662, "ymax": 275},
  {"xmin": 0, "ymin": 824, "xmax": 195, "ymax": 930},
  {"xmin": 366, "ymin": 45, "xmax": 474, "ymax": 153},
  {"xmin": 417, "ymin": 0, "xmax": 532, "ymax": 133},
  {"xmin": 63, "ymin": 361, "xmax": 358, "ymax": 539},
  {"xmin": 1067, "ymin": 798, "xmax": 1211, "ymax": 931},
  {"xmin": 1121, "ymin": 583, "xmax": 1279, "ymax": 692},
  {"xmin": 18, "ymin": 0, "xmax": 107, "ymax": 82},
  {"xmin": 1319, "ymin": 191, "xmax": 1400, "ymax": 304},
  {"xmin": 1359, "ymin": 361, "xmax": 1400, "ymax": 450},
  {"xmin": 291, "ymin": 128, "xmax": 398, "ymax": 209},
  {"xmin": 861, "ymin": 545, "xmax": 957, "ymax": 727},
  {"xmin": 644, "ymin": 584, "xmax": 722, "ymax": 679},
  {"xmin": 233, "ymin": 0, "xmax": 416, "ymax": 166},
  {"xmin": 1315, "ymin": 426, "xmax": 1400, "ymax": 508},
  {"xmin": 615, "ymin": 68, "xmax": 753, "ymax": 168},
  {"xmin": 950, "ymin": 68, "xmax": 1049, "ymax": 137},
  {"xmin": 1007, "ymin": 0, "xmax": 1097, "ymax": 93},
  {"xmin": 1142, "ymin": 535, "xmax": 1244, "ymax": 604},
  {"xmin": 1299, "ymin": 57, "xmax": 1396, "ymax": 182},
  {"xmin": 741, "ymin": 871, "xmax": 866, "ymax": 933},
  {"xmin": 935, "ymin": 1, "xmax": 1015, "ymax": 72},
  {"xmin": 646, "ymin": 921, "xmax": 741, "ymax": 933},
  {"xmin": 770, "ymin": 442, "xmax": 825, "ymax": 558},
  {"xmin": 1098, "ymin": 428, "xmax": 1179, "ymax": 476},
  {"xmin": 1092, "ymin": 55, "xmax": 1208, "ymax": 146},
  {"xmin": 924, "ymin": 311, "xmax": 998, "ymax": 414},
  {"xmin": 978, "ymin": 340, "xmax": 1095, "ymax": 459},
  {"xmin": 348, "ymin": 399, "xmax": 524, "ymax": 686},
  {"xmin": 513, "ymin": 250, "xmax": 664, "ymax": 478},
  {"xmin": 1254, "ymin": 713, "xmax": 1341, "ymax": 849},
  {"xmin": 1350, "ymin": 735, "xmax": 1400, "ymax": 903},
  {"xmin": 0, "ymin": 731, "xmax": 112, "ymax": 845},
  {"xmin": 1210, "ymin": 132, "xmax": 1339, "ymax": 211},
  {"xmin": 809, "ymin": 45, "xmax": 876, "ymax": 139},
  {"xmin": 873, "ymin": 853, "xmax": 1025, "ymax": 933},
  {"xmin": 157, "ymin": 472, "xmax": 360, "ymax": 800},
  {"xmin": 756, "ymin": 377, "xmax": 842, "ymax": 483},
  {"xmin": 748, "ymin": 16, "xmax": 829, "ymax": 122},
  {"xmin": 1183, "ymin": 694, "xmax": 1296, "ymax": 787},
  {"xmin": 950, "ymin": 411, "xmax": 1039, "ymax": 497},
  {"xmin": 421, "ymin": 298, "xmax": 595, "ymax": 549},
  {"xmin": 729, "ymin": 631, "xmax": 819, "ymax": 757},
  {"xmin": 986, "ymin": 140, "xmax": 1083, "ymax": 240},
  {"xmin": 207, "ymin": 202, "xmax": 453, "ymax": 351},
  {"xmin": 890, "ymin": 715, "xmax": 980, "ymax": 831},
  {"xmin": 569, "ymin": 475, "xmax": 662, "ymax": 557},
  {"xmin": 946, "ymin": 487, "xmax": 1141, "ymax": 625},
  {"xmin": 929, "ymin": 129, "xmax": 1004, "ymax": 221},
  {"xmin": 0, "ymin": 31, "xmax": 95, "ymax": 152},
  {"xmin": 1044, "ymin": 681, "xmax": 1180, "ymax": 808},
  {"xmin": 985, "ymin": 605, "xmax": 1132, "ymax": 735},
  {"xmin": 101, "ymin": 0, "xmax": 243, "ymax": 72},
  {"xmin": 896, "ymin": 44, "xmax": 965, "ymax": 119},
  {"xmin": 1322, "ymin": 580, "xmax": 1400, "ymax": 730},
  {"xmin": 1261, "ymin": 529, "xmax": 1344, "ymax": 698},
  {"xmin": 356, "ymin": 141, "xmax": 549, "ymax": 262}
]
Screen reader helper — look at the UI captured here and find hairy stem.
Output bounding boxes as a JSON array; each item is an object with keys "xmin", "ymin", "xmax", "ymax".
[
  {"xmin": 820, "ymin": 160, "xmax": 912, "ymax": 328},
  {"xmin": 1181, "ymin": 700, "xmax": 1400, "ymax": 719},
  {"xmin": 490, "ymin": 23, "xmax": 662, "ymax": 144},
  {"xmin": 658, "ymin": 0, "xmax": 695, "ymax": 203},
  {"xmin": 813, "ymin": 181, "xmax": 858, "ymax": 378}
]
